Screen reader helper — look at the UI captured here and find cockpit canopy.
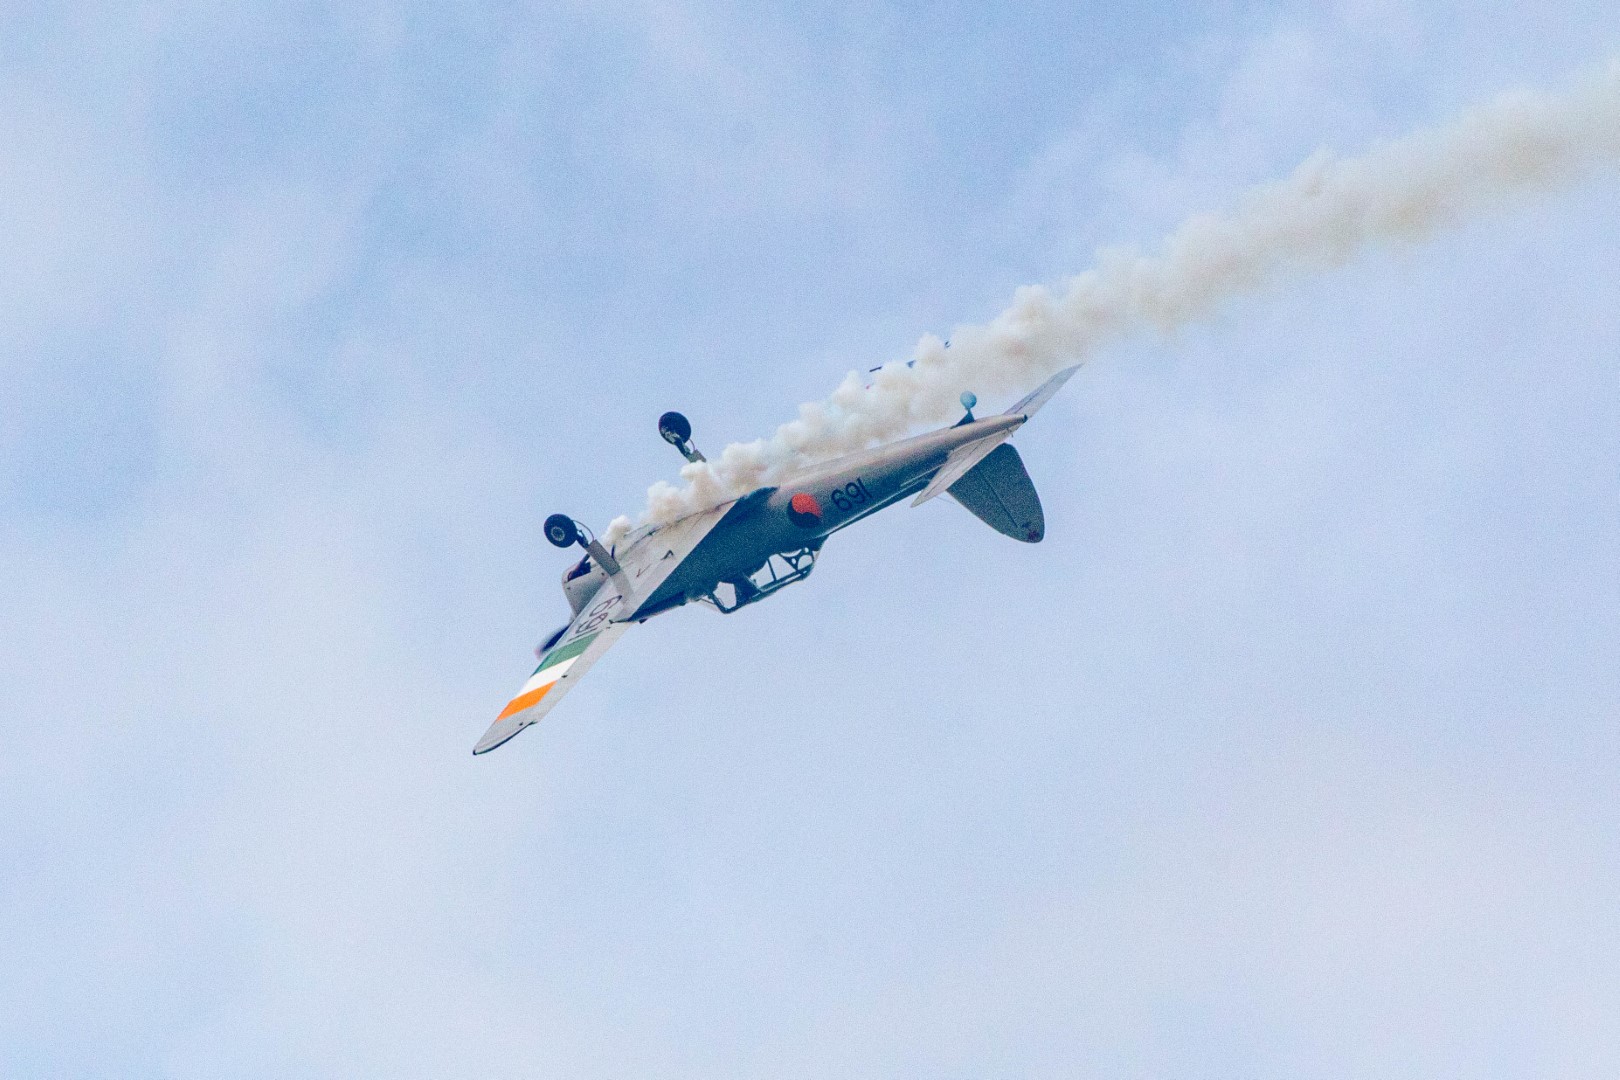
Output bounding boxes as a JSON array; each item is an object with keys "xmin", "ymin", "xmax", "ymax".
[{"xmin": 561, "ymin": 553, "xmax": 607, "ymax": 614}]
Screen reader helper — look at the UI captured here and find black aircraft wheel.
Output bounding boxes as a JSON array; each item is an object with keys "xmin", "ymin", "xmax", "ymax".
[
  {"xmin": 544, "ymin": 514, "xmax": 580, "ymax": 548},
  {"xmin": 658, "ymin": 411, "xmax": 692, "ymax": 446}
]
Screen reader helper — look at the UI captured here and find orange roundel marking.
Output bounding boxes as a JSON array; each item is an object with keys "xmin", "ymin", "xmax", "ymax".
[
  {"xmin": 788, "ymin": 492, "xmax": 822, "ymax": 527},
  {"xmin": 497, "ymin": 682, "xmax": 555, "ymax": 720}
]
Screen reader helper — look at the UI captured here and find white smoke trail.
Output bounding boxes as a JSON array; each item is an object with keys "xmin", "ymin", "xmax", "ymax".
[{"xmin": 621, "ymin": 60, "xmax": 1620, "ymax": 539}]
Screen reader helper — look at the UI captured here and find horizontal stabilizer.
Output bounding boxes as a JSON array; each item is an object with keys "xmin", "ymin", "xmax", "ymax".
[
  {"xmin": 911, "ymin": 429, "xmax": 1018, "ymax": 507},
  {"xmin": 1003, "ymin": 364, "xmax": 1080, "ymax": 419},
  {"xmin": 948, "ymin": 443, "xmax": 1044, "ymax": 543}
]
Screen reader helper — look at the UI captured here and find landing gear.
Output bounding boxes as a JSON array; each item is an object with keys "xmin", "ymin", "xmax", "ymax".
[
  {"xmin": 698, "ymin": 544, "xmax": 821, "ymax": 613},
  {"xmin": 658, "ymin": 411, "xmax": 706, "ymax": 463},
  {"xmin": 544, "ymin": 513, "xmax": 582, "ymax": 548}
]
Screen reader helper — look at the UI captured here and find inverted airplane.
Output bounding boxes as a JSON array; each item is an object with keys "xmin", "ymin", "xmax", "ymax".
[{"xmin": 473, "ymin": 364, "xmax": 1080, "ymax": 754}]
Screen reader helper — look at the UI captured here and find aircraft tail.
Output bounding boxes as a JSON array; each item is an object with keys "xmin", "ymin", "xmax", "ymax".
[
  {"xmin": 942, "ymin": 364, "xmax": 1075, "ymax": 541},
  {"xmin": 1002, "ymin": 364, "xmax": 1079, "ymax": 419},
  {"xmin": 948, "ymin": 443, "xmax": 1044, "ymax": 542}
]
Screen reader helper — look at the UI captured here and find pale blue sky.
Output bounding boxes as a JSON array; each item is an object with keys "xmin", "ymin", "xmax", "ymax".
[{"xmin": 3, "ymin": 3, "xmax": 1619, "ymax": 1077}]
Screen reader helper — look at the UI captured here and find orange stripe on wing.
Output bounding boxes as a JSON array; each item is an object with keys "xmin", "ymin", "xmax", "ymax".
[{"xmin": 497, "ymin": 681, "xmax": 555, "ymax": 720}]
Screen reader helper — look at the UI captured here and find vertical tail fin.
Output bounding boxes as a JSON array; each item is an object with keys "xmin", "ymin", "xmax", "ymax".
[{"xmin": 948, "ymin": 443, "xmax": 1045, "ymax": 543}]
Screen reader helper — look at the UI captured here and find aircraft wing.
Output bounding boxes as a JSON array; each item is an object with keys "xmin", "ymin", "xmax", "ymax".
[
  {"xmin": 474, "ymin": 617, "xmax": 630, "ymax": 754},
  {"xmin": 472, "ymin": 499, "xmax": 736, "ymax": 755},
  {"xmin": 612, "ymin": 498, "xmax": 740, "ymax": 606}
]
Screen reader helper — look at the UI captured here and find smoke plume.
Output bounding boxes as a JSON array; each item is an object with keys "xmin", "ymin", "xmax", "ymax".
[{"xmin": 622, "ymin": 60, "xmax": 1620, "ymax": 538}]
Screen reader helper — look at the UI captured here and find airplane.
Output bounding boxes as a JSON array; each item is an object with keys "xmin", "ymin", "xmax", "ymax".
[{"xmin": 473, "ymin": 363, "xmax": 1080, "ymax": 755}]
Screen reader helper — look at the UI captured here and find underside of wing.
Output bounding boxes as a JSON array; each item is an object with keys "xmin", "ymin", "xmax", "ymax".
[
  {"xmin": 615, "ymin": 499, "xmax": 739, "ymax": 617},
  {"xmin": 473, "ymin": 500, "xmax": 739, "ymax": 756},
  {"xmin": 473, "ymin": 619, "xmax": 630, "ymax": 754}
]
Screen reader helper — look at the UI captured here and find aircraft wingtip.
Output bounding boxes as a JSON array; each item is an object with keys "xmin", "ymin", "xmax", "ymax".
[{"xmin": 472, "ymin": 718, "xmax": 524, "ymax": 756}]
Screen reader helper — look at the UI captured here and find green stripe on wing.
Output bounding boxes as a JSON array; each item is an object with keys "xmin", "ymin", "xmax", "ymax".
[{"xmin": 536, "ymin": 631, "xmax": 599, "ymax": 673}]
